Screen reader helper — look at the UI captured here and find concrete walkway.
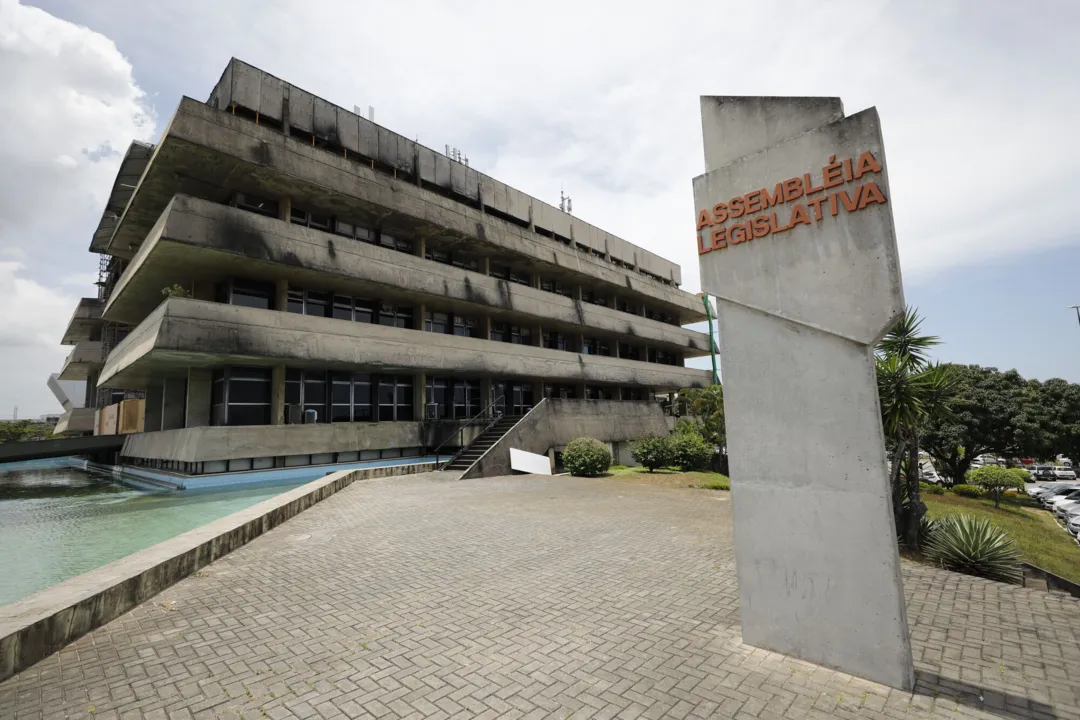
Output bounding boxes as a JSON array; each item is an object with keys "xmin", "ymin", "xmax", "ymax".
[{"xmin": 2, "ymin": 472, "xmax": 1079, "ymax": 719}]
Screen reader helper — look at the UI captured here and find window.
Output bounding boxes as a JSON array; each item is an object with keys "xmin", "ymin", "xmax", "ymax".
[
  {"xmin": 303, "ymin": 372, "xmax": 326, "ymax": 423},
  {"xmin": 379, "ymin": 304, "xmax": 413, "ymax": 329},
  {"xmin": 541, "ymin": 278, "xmax": 573, "ymax": 298},
  {"xmin": 425, "ymin": 310, "xmax": 450, "ymax": 334},
  {"xmin": 543, "ymin": 384, "xmax": 577, "ymax": 400},
  {"xmin": 333, "ymin": 295, "xmax": 354, "ymax": 321},
  {"xmin": 582, "ymin": 337, "xmax": 597, "ymax": 355},
  {"xmin": 508, "ymin": 268, "xmax": 532, "ymax": 287},
  {"xmin": 354, "ymin": 299, "xmax": 375, "ymax": 324},
  {"xmin": 494, "ymin": 382, "xmax": 534, "ymax": 416},
  {"xmin": 453, "ymin": 315, "xmax": 480, "ymax": 338},
  {"xmin": 491, "ymin": 323, "xmax": 531, "ymax": 345},
  {"xmin": 335, "ymin": 220, "xmax": 374, "ymax": 243},
  {"xmin": 229, "ymin": 192, "xmax": 279, "ymax": 218},
  {"xmin": 585, "ymin": 386, "xmax": 615, "ymax": 401},
  {"xmin": 287, "ymin": 289, "xmax": 305, "ymax": 314},
  {"xmin": 425, "ymin": 248, "xmax": 452, "ymax": 265},
  {"xmin": 619, "ymin": 343, "xmax": 641, "ymax": 361},
  {"xmin": 378, "ymin": 375, "xmax": 413, "ymax": 421},
  {"xmin": 452, "ymin": 380, "xmax": 481, "ymax": 419},
  {"xmin": 291, "ymin": 207, "xmax": 333, "ymax": 231},
  {"xmin": 210, "ymin": 367, "xmax": 272, "ymax": 427},
  {"xmin": 378, "ymin": 232, "xmax": 413, "ymax": 254},
  {"xmin": 227, "ymin": 279, "xmax": 274, "ymax": 310},
  {"xmin": 597, "ymin": 339, "xmax": 611, "ymax": 357},
  {"xmin": 489, "ymin": 264, "xmax": 509, "ymax": 281},
  {"xmin": 426, "ymin": 377, "xmax": 450, "ymax": 419},
  {"xmin": 582, "ymin": 289, "xmax": 608, "ymax": 307},
  {"xmin": 305, "ymin": 291, "xmax": 330, "ymax": 318},
  {"xmin": 617, "ymin": 299, "xmax": 640, "ymax": 315},
  {"xmin": 329, "ymin": 372, "xmax": 373, "ymax": 422},
  {"xmin": 543, "ymin": 331, "xmax": 568, "ymax": 351}
]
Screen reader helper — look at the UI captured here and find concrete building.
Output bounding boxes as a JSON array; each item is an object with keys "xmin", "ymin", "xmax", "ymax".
[{"xmin": 51, "ymin": 58, "xmax": 712, "ymax": 474}]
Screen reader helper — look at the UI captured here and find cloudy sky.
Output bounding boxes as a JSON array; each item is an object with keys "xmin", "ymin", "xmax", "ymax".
[{"xmin": 1, "ymin": 0, "xmax": 1078, "ymax": 418}]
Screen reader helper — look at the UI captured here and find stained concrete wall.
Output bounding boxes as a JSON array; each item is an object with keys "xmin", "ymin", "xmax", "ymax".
[
  {"xmin": 58, "ymin": 341, "xmax": 103, "ymax": 381},
  {"xmin": 102, "ymin": 196, "xmax": 709, "ymax": 356},
  {"xmin": 205, "ymin": 58, "xmax": 681, "ymax": 285},
  {"xmin": 460, "ymin": 399, "xmax": 670, "ymax": 479},
  {"xmin": 120, "ymin": 420, "xmax": 422, "ymax": 463},
  {"xmin": 98, "ymin": 299, "xmax": 712, "ymax": 392},
  {"xmin": 0, "ymin": 461, "xmax": 437, "ymax": 682},
  {"xmin": 162, "ymin": 378, "xmax": 186, "ymax": 430},
  {"xmin": 694, "ymin": 97, "xmax": 912, "ymax": 689},
  {"xmin": 105, "ymin": 99, "xmax": 701, "ymax": 324}
]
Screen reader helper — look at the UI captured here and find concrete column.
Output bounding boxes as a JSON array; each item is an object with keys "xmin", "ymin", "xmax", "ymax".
[
  {"xmin": 185, "ymin": 368, "xmax": 212, "ymax": 428},
  {"xmin": 162, "ymin": 378, "xmax": 186, "ymax": 430},
  {"xmin": 480, "ymin": 377, "xmax": 493, "ymax": 414},
  {"xmin": 271, "ymin": 364, "xmax": 286, "ymax": 425},
  {"xmin": 532, "ymin": 381, "xmax": 545, "ymax": 406},
  {"xmin": 576, "ymin": 382, "xmax": 587, "ymax": 400},
  {"xmin": 417, "ymin": 303, "xmax": 427, "ymax": 331},
  {"xmin": 534, "ymin": 324, "xmax": 543, "ymax": 347},
  {"xmin": 574, "ymin": 285, "xmax": 583, "ymax": 302},
  {"xmin": 415, "ymin": 236, "xmax": 426, "ymax": 258},
  {"xmin": 414, "ymin": 372, "xmax": 426, "ymax": 420},
  {"xmin": 532, "ymin": 274, "xmax": 541, "ymax": 289},
  {"xmin": 480, "ymin": 256, "xmax": 490, "ymax": 275},
  {"xmin": 279, "ymin": 196, "xmax": 292, "ymax": 222},
  {"xmin": 144, "ymin": 383, "xmax": 164, "ymax": 432},
  {"xmin": 274, "ymin": 278, "xmax": 288, "ymax": 312},
  {"xmin": 484, "ymin": 313, "xmax": 493, "ymax": 340}
]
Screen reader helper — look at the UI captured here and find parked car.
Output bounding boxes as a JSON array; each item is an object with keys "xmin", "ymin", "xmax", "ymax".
[
  {"xmin": 1030, "ymin": 482, "xmax": 1076, "ymax": 498},
  {"xmin": 1045, "ymin": 489, "xmax": 1080, "ymax": 509},
  {"xmin": 1041, "ymin": 486, "xmax": 1080, "ymax": 507},
  {"xmin": 1067, "ymin": 514, "xmax": 1080, "ymax": 536},
  {"xmin": 920, "ymin": 466, "xmax": 944, "ymax": 485},
  {"xmin": 1053, "ymin": 466, "xmax": 1077, "ymax": 481},
  {"xmin": 1031, "ymin": 465, "xmax": 1056, "ymax": 481},
  {"xmin": 1055, "ymin": 499, "xmax": 1080, "ymax": 519}
]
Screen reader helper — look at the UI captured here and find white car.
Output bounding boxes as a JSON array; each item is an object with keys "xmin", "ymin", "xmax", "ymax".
[
  {"xmin": 1055, "ymin": 499, "xmax": 1080, "ymax": 519},
  {"xmin": 1043, "ymin": 488, "xmax": 1080, "ymax": 508},
  {"xmin": 1053, "ymin": 466, "xmax": 1077, "ymax": 481},
  {"xmin": 1067, "ymin": 514, "xmax": 1080, "ymax": 536}
]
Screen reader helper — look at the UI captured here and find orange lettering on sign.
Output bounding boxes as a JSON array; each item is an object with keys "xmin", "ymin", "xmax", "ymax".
[{"xmin": 693, "ymin": 151, "xmax": 888, "ymax": 253}]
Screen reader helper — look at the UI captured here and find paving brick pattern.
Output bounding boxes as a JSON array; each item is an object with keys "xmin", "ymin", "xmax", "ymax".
[{"xmin": 2, "ymin": 472, "xmax": 1079, "ymax": 720}]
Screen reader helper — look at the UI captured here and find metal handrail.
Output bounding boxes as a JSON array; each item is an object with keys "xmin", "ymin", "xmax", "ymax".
[{"xmin": 431, "ymin": 395, "xmax": 505, "ymax": 466}]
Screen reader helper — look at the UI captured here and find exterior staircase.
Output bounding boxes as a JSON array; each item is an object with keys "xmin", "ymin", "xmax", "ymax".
[{"xmin": 443, "ymin": 415, "xmax": 522, "ymax": 472}]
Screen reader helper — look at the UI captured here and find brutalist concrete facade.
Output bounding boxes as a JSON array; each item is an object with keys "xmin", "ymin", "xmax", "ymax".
[{"xmin": 52, "ymin": 59, "xmax": 712, "ymax": 473}]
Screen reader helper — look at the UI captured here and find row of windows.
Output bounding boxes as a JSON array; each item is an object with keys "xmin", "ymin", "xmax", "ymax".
[
  {"xmin": 225, "ymin": 192, "xmax": 680, "ymax": 325},
  {"xmin": 218, "ymin": 277, "xmax": 681, "ymax": 365},
  {"xmin": 286, "ymin": 370, "xmax": 414, "ymax": 423}
]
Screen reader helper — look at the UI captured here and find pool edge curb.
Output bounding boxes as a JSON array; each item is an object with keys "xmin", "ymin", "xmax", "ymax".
[{"xmin": 0, "ymin": 461, "xmax": 436, "ymax": 683}]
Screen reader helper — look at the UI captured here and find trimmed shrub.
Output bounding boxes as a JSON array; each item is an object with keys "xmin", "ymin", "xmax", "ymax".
[
  {"xmin": 951, "ymin": 484, "xmax": 982, "ymax": 498},
  {"xmin": 923, "ymin": 514, "xmax": 1023, "ymax": 584},
  {"xmin": 967, "ymin": 466, "xmax": 1026, "ymax": 507},
  {"xmin": 630, "ymin": 435, "xmax": 674, "ymax": 472},
  {"xmin": 562, "ymin": 437, "xmax": 612, "ymax": 477},
  {"xmin": 670, "ymin": 432, "xmax": 714, "ymax": 471},
  {"xmin": 920, "ymin": 481, "xmax": 945, "ymax": 495},
  {"xmin": 1008, "ymin": 467, "xmax": 1032, "ymax": 484}
]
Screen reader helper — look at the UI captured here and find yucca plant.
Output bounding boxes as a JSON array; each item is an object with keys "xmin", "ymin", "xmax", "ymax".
[{"xmin": 923, "ymin": 515, "xmax": 1023, "ymax": 584}]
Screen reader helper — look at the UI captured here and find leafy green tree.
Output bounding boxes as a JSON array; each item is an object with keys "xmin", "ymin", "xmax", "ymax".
[
  {"xmin": 875, "ymin": 307, "xmax": 956, "ymax": 550},
  {"xmin": 921, "ymin": 365, "xmax": 1030, "ymax": 483},
  {"xmin": 677, "ymin": 385, "xmax": 725, "ymax": 449},
  {"xmin": 0, "ymin": 420, "xmax": 53, "ymax": 443},
  {"xmin": 630, "ymin": 435, "xmax": 673, "ymax": 472},
  {"xmin": 967, "ymin": 465, "xmax": 1025, "ymax": 508}
]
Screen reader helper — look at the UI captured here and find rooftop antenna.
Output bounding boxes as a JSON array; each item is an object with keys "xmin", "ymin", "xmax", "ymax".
[
  {"xmin": 353, "ymin": 105, "xmax": 376, "ymax": 123},
  {"xmin": 1070, "ymin": 305, "xmax": 1080, "ymax": 327},
  {"xmin": 560, "ymin": 189, "xmax": 573, "ymax": 214}
]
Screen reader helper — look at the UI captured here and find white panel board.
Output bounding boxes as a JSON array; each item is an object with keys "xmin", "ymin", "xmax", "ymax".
[{"xmin": 510, "ymin": 448, "xmax": 552, "ymax": 475}]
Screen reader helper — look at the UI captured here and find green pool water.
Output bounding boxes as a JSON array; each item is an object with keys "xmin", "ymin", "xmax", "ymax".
[{"xmin": 0, "ymin": 464, "xmax": 304, "ymax": 606}]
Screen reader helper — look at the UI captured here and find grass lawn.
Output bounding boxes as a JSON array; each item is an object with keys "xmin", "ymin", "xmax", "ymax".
[
  {"xmin": 600, "ymin": 465, "xmax": 730, "ymax": 490},
  {"xmin": 922, "ymin": 491, "xmax": 1080, "ymax": 584}
]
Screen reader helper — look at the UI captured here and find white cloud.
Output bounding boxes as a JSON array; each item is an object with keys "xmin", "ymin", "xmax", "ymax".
[
  {"xmin": 0, "ymin": 262, "xmax": 75, "ymax": 418},
  {"xmin": 0, "ymin": 0, "xmax": 155, "ymax": 249},
  {"xmin": 0, "ymin": 0, "xmax": 155, "ymax": 417}
]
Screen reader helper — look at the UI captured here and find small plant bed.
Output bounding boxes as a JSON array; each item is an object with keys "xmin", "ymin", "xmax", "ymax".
[
  {"xmin": 602, "ymin": 465, "xmax": 730, "ymax": 490},
  {"xmin": 920, "ymin": 492, "xmax": 1080, "ymax": 584}
]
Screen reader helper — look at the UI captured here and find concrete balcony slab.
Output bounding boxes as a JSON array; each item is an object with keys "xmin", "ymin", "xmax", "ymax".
[
  {"xmin": 60, "ymin": 298, "xmax": 104, "ymax": 346},
  {"xmin": 58, "ymin": 341, "xmax": 103, "ymax": 380},
  {"xmin": 104, "ymin": 195, "xmax": 710, "ymax": 356},
  {"xmin": 99, "ymin": 298, "xmax": 712, "ymax": 391}
]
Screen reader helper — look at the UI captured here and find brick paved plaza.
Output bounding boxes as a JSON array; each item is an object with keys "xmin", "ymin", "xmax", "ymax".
[{"xmin": 2, "ymin": 472, "xmax": 1080, "ymax": 720}]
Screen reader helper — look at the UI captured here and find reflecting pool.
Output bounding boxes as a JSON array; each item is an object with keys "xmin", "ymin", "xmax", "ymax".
[{"xmin": 0, "ymin": 462, "xmax": 306, "ymax": 606}]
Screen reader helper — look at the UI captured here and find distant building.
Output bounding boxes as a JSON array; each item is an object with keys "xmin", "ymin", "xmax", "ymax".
[{"xmin": 48, "ymin": 59, "xmax": 712, "ymax": 474}]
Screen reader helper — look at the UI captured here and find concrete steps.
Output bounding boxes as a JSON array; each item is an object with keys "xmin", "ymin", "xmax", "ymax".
[{"xmin": 444, "ymin": 417, "xmax": 522, "ymax": 471}]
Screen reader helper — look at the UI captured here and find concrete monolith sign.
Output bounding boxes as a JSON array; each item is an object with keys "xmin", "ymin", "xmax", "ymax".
[{"xmin": 693, "ymin": 97, "xmax": 914, "ymax": 690}]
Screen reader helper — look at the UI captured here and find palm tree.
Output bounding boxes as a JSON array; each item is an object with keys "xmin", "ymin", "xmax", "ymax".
[{"xmin": 876, "ymin": 308, "xmax": 956, "ymax": 551}]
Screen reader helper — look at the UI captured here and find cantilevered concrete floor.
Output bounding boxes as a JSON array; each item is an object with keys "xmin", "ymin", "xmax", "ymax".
[{"xmin": 3, "ymin": 473, "xmax": 1079, "ymax": 719}]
